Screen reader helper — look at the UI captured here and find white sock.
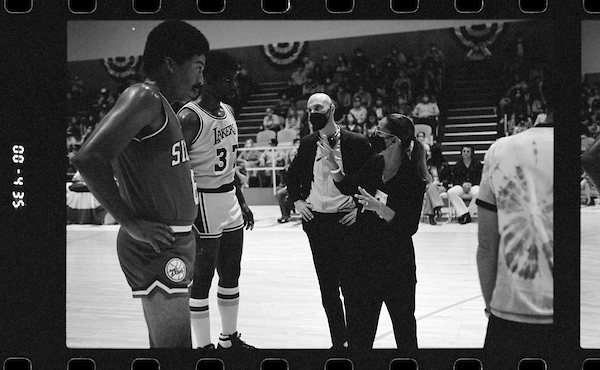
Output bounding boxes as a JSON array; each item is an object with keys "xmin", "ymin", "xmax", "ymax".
[
  {"xmin": 218, "ymin": 333, "xmax": 233, "ymax": 349},
  {"xmin": 217, "ymin": 285, "xmax": 240, "ymax": 348},
  {"xmin": 217, "ymin": 285, "xmax": 239, "ymax": 336},
  {"xmin": 190, "ymin": 298, "xmax": 211, "ymax": 348}
]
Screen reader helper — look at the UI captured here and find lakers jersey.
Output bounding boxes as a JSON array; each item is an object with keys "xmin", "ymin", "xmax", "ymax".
[
  {"xmin": 180, "ymin": 101, "xmax": 238, "ymax": 190},
  {"xmin": 112, "ymin": 89, "xmax": 198, "ymax": 226}
]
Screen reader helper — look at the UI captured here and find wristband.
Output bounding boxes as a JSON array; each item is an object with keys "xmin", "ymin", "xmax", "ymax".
[{"xmin": 330, "ymin": 167, "xmax": 342, "ymax": 174}]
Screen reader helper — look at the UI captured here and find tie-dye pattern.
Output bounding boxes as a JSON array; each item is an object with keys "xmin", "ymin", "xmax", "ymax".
[{"xmin": 478, "ymin": 128, "xmax": 553, "ymax": 323}]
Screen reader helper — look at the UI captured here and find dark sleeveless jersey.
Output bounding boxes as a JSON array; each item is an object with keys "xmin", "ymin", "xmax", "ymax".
[{"xmin": 111, "ymin": 89, "xmax": 198, "ymax": 226}]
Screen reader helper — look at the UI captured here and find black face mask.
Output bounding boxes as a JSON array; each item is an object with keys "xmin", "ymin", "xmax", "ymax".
[
  {"xmin": 369, "ymin": 134, "xmax": 386, "ymax": 153},
  {"xmin": 310, "ymin": 111, "xmax": 330, "ymax": 131}
]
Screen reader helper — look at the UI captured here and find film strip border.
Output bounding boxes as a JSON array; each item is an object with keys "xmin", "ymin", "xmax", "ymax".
[
  {"xmin": 4, "ymin": 0, "xmax": 600, "ymax": 14},
  {"xmin": 0, "ymin": 0, "xmax": 589, "ymax": 369},
  {"xmin": 7, "ymin": 357, "xmax": 600, "ymax": 370}
]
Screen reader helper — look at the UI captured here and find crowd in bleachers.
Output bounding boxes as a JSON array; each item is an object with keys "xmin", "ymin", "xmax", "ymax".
[
  {"xmin": 257, "ymin": 44, "xmax": 446, "ymax": 139},
  {"xmin": 582, "ymin": 78, "xmax": 600, "ymax": 146},
  {"xmin": 494, "ymin": 29, "xmax": 549, "ymax": 139},
  {"xmin": 66, "ymin": 60, "xmax": 255, "ymax": 176},
  {"xmin": 244, "ymin": 44, "xmax": 449, "ymax": 188},
  {"xmin": 66, "ymin": 75, "xmax": 120, "ymax": 175},
  {"xmin": 495, "ymin": 64, "xmax": 547, "ymax": 138},
  {"xmin": 581, "ymin": 77, "xmax": 600, "ymax": 206}
]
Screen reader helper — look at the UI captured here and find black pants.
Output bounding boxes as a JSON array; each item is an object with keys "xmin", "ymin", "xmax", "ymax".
[
  {"xmin": 483, "ymin": 314, "xmax": 553, "ymax": 370},
  {"xmin": 276, "ymin": 186, "xmax": 294, "ymax": 218},
  {"xmin": 345, "ymin": 235, "xmax": 417, "ymax": 351},
  {"xmin": 302, "ymin": 212, "xmax": 354, "ymax": 347}
]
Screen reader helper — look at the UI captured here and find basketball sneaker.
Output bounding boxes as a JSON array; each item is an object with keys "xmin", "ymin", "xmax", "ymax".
[{"xmin": 217, "ymin": 332, "xmax": 256, "ymax": 350}]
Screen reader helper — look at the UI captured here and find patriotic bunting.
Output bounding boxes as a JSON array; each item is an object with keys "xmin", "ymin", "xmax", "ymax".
[
  {"xmin": 261, "ymin": 41, "xmax": 308, "ymax": 67},
  {"xmin": 453, "ymin": 23, "xmax": 505, "ymax": 49},
  {"xmin": 101, "ymin": 56, "xmax": 143, "ymax": 82}
]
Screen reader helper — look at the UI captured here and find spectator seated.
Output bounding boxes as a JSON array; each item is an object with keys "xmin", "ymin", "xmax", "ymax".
[
  {"xmin": 414, "ymin": 124, "xmax": 434, "ymax": 146},
  {"xmin": 277, "ymin": 128, "xmax": 298, "ymax": 144},
  {"xmin": 256, "ymin": 128, "xmax": 277, "ymax": 146}
]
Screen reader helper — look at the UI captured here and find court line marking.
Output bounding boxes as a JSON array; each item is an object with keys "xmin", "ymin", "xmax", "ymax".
[{"xmin": 374, "ymin": 294, "xmax": 483, "ymax": 342}]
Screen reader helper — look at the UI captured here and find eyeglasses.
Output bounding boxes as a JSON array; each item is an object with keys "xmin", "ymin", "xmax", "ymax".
[{"xmin": 375, "ymin": 128, "xmax": 397, "ymax": 139}]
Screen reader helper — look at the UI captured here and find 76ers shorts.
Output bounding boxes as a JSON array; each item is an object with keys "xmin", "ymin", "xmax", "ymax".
[
  {"xmin": 116, "ymin": 227, "xmax": 195, "ymax": 298},
  {"xmin": 194, "ymin": 189, "xmax": 244, "ymax": 239}
]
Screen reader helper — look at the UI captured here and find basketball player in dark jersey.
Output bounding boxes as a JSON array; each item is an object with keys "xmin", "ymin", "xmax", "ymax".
[
  {"xmin": 72, "ymin": 20, "xmax": 209, "ymax": 348},
  {"xmin": 178, "ymin": 51, "xmax": 255, "ymax": 350}
]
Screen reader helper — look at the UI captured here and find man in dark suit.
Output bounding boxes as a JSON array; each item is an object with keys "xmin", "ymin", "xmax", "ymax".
[{"xmin": 287, "ymin": 93, "xmax": 372, "ymax": 349}]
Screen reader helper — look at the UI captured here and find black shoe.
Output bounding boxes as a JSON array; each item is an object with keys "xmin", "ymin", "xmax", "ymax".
[
  {"xmin": 277, "ymin": 216, "xmax": 290, "ymax": 223},
  {"xmin": 200, "ymin": 343, "xmax": 215, "ymax": 349},
  {"xmin": 428, "ymin": 214, "xmax": 437, "ymax": 225},
  {"xmin": 458, "ymin": 213, "xmax": 472, "ymax": 224},
  {"xmin": 217, "ymin": 332, "xmax": 256, "ymax": 350},
  {"xmin": 330, "ymin": 343, "xmax": 348, "ymax": 350}
]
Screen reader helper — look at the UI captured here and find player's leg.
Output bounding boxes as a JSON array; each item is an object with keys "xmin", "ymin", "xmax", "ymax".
[
  {"xmin": 116, "ymin": 228, "xmax": 196, "ymax": 348},
  {"xmin": 190, "ymin": 235, "xmax": 221, "ymax": 348},
  {"xmin": 215, "ymin": 228, "xmax": 255, "ymax": 349},
  {"xmin": 141, "ymin": 292, "xmax": 192, "ymax": 348},
  {"xmin": 216, "ymin": 228, "xmax": 243, "ymax": 335}
]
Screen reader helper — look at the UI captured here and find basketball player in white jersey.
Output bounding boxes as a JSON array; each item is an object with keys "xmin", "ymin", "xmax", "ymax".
[{"xmin": 178, "ymin": 51, "xmax": 255, "ymax": 350}]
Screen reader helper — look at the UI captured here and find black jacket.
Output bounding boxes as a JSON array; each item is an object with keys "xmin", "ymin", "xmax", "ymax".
[
  {"xmin": 358, "ymin": 154, "xmax": 427, "ymax": 240},
  {"xmin": 450, "ymin": 159, "xmax": 483, "ymax": 186},
  {"xmin": 343, "ymin": 153, "xmax": 426, "ymax": 284},
  {"xmin": 287, "ymin": 129, "xmax": 373, "ymax": 204}
]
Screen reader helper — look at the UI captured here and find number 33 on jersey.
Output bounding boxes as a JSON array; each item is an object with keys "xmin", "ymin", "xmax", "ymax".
[{"xmin": 180, "ymin": 101, "xmax": 239, "ymax": 190}]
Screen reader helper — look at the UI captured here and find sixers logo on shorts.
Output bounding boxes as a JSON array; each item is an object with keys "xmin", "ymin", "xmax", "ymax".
[{"xmin": 165, "ymin": 258, "xmax": 186, "ymax": 282}]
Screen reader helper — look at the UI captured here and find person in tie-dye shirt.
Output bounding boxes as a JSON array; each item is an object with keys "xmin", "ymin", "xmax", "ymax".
[{"xmin": 476, "ymin": 80, "xmax": 554, "ymax": 370}]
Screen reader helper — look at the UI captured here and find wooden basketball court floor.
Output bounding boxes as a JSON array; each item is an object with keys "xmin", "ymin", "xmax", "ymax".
[
  {"xmin": 68, "ymin": 205, "xmax": 506, "ymax": 349},
  {"xmin": 581, "ymin": 203, "xmax": 600, "ymax": 349}
]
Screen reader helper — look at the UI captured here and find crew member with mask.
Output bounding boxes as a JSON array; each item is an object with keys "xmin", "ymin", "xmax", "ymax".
[
  {"xmin": 286, "ymin": 93, "xmax": 373, "ymax": 350},
  {"xmin": 344, "ymin": 114, "xmax": 429, "ymax": 352}
]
